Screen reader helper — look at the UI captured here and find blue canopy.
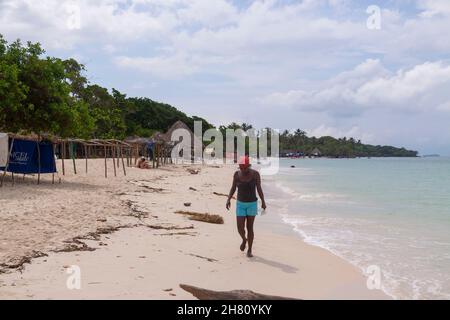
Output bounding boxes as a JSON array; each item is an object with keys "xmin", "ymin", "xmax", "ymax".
[{"xmin": 0, "ymin": 139, "xmax": 56, "ymax": 174}]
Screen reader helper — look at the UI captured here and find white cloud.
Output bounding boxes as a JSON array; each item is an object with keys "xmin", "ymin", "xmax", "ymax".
[
  {"xmin": 114, "ymin": 54, "xmax": 199, "ymax": 79},
  {"xmin": 261, "ymin": 59, "xmax": 450, "ymax": 116},
  {"xmin": 0, "ymin": 0, "xmax": 180, "ymax": 49},
  {"xmin": 2, "ymin": 0, "xmax": 450, "ymax": 153},
  {"xmin": 418, "ymin": 0, "xmax": 450, "ymax": 17}
]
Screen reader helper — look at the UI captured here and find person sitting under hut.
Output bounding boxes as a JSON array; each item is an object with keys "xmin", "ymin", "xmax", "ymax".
[{"xmin": 137, "ymin": 157, "xmax": 151, "ymax": 169}]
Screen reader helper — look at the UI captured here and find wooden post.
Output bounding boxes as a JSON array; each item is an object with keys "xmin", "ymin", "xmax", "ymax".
[
  {"xmin": 52, "ymin": 143, "xmax": 56, "ymax": 185},
  {"xmin": 157, "ymin": 144, "xmax": 160, "ymax": 168},
  {"xmin": 0, "ymin": 136, "xmax": 12, "ymax": 185},
  {"xmin": 104, "ymin": 145, "xmax": 108, "ymax": 178},
  {"xmin": 120, "ymin": 146, "xmax": 126, "ymax": 176},
  {"xmin": 134, "ymin": 146, "xmax": 138, "ymax": 165},
  {"xmin": 61, "ymin": 141, "xmax": 66, "ymax": 176},
  {"xmin": 117, "ymin": 144, "xmax": 120, "ymax": 168},
  {"xmin": 71, "ymin": 142, "xmax": 77, "ymax": 175},
  {"xmin": 85, "ymin": 144, "xmax": 88, "ymax": 174},
  {"xmin": 153, "ymin": 145, "xmax": 156, "ymax": 168},
  {"xmin": 112, "ymin": 146, "xmax": 117, "ymax": 177}
]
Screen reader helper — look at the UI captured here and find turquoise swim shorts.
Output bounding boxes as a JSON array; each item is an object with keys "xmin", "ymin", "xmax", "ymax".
[{"xmin": 236, "ymin": 201, "xmax": 258, "ymax": 217}]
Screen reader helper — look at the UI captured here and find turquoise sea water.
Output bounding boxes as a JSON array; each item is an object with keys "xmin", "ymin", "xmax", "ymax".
[{"xmin": 265, "ymin": 157, "xmax": 450, "ymax": 300}]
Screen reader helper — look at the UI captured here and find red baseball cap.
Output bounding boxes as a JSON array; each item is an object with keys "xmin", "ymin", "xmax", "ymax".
[{"xmin": 238, "ymin": 156, "xmax": 251, "ymax": 168}]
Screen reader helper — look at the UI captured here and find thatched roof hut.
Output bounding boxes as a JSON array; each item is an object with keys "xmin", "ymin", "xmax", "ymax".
[
  {"xmin": 310, "ymin": 148, "xmax": 322, "ymax": 157},
  {"xmin": 124, "ymin": 136, "xmax": 153, "ymax": 145},
  {"xmin": 150, "ymin": 132, "xmax": 167, "ymax": 145},
  {"xmin": 165, "ymin": 121, "xmax": 203, "ymax": 148}
]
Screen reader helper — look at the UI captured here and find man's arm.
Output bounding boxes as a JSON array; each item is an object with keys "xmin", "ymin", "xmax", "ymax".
[
  {"xmin": 226, "ymin": 172, "xmax": 238, "ymax": 210},
  {"xmin": 255, "ymin": 171, "xmax": 267, "ymax": 210}
]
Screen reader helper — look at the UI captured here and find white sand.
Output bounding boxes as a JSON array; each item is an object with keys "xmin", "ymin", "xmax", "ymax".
[{"xmin": 0, "ymin": 159, "xmax": 388, "ymax": 299}]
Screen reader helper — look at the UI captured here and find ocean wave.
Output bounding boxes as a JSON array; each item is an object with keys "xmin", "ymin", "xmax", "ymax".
[
  {"xmin": 278, "ymin": 212, "xmax": 450, "ymax": 300},
  {"xmin": 266, "ymin": 164, "xmax": 450, "ymax": 300},
  {"xmin": 272, "ymin": 181, "xmax": 352, "ymax": 203}
]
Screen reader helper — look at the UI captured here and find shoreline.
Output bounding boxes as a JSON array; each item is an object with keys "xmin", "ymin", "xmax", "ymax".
[{"xmin": 0, "ymin": 160, "xmax": 388, "ymax": 299}]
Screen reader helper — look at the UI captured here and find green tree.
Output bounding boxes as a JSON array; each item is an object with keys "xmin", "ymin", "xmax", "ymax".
[{"xmin": 0, "ymin": 36, "xmax": 93, "ymax": 137}]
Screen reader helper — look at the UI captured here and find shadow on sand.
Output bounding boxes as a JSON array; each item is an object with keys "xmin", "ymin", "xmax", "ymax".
[{"xmin": 249, "ymin": 255, "xmax": 298, "ymax": 274}]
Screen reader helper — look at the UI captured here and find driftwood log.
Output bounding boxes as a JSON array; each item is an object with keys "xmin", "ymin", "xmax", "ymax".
[{"xmin": 180, "ymin": 284, "xmax": 297, "ymax": 300}]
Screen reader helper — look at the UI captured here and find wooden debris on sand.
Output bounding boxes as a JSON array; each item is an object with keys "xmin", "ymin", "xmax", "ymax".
[
  {"xmin": 157, "ymin": 232, "xmax": 198, "ymax": 237},
  {"xmin": 187, "ymin": 253, "xmax": 218, "ymax": 263},
  {"xmin": 146, "ymin": 224, "xmax": 194, "ymax": 231},
  {"xmin": 187, "ymin": 168, "xmax": 200, "ymax": 175},
  {"xmin": 180, "ymin": 284, "xmax": 297, "ymax": 300},
  {"xmin": 175, "ymin": 211, "xmax": 224, "ymax": 225},
  {"xmin": 213, "ymin": 192, "xmax": 235, "ymax": 200}
]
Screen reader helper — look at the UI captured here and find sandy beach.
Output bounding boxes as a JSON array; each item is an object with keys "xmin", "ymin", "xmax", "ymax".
[{"xmin": 0, "ymin": 159, "xmax": 388, "ymax": 300}]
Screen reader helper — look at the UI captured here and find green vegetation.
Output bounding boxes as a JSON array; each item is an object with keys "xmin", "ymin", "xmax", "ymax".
[
  {"xmin": 214, "ymin": 125, "xmax": 417, "ymax": 158},
  {"xmin": 0, "ymin": 35, "xmax": 417, "ymax": 157},
  {"xmin": 278, "ymin": 129, "xmax": 418, "ymax": 158},
  {"xmin": 0, "ymin": 35, "xmax": 212, "ymax": 139}
]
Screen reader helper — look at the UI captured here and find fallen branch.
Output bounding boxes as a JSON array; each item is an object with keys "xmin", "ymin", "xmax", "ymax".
[
  {"xmin": 146, "ymin": 224, "xmax": 194, "ymax": 231},
  {"xmin": 157, "ymin": 232, "xmax": 198, "ymax": 237},
  {"xmin": 175, "ymin": 211, "xmax": 224, "ymax": 225},
  {"xmin": 213, "ymin": 192, "xmax": 235, "ymax": 200},
  {"xmin": 187, "ymin": 253, "xmax": 218, "ymax": 263},
  {"xmin": 140, "ymin": 185, "xmax": 167, "ymax": 193},
  {"xmin": 179, "ymin": 284, "xmax": 297, "ymax": 300}
]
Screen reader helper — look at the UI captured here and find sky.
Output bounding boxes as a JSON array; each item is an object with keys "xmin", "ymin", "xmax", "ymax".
[{"xmin": 1, "ymin": 0, "xmax": 450, "ymax": 155}]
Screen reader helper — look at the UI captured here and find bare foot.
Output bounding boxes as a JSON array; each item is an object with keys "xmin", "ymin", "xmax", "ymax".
[
  {"xmin": 247, "ymin": 251, "xmax": 253, "ymax": 258},
  {"xmin": 240, "ymin": 239, "xmax": 247, "ymax": 252}
]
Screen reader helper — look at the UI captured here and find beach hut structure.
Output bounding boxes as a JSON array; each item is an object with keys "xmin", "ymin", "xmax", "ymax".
[
  {"xmin": 125, "ymin": 136, "xmax": 157, "ymax": 167},
  {"xmin": 0, "ymin": 133, "xmax": 58, "ymax": 186},
  {"xmin": 310, "ymin": 147, "xmax": 322, "ymax": 157},
  {"xmin": 82, "ymin": 139, "xmax": 131, "ymax": 178},
  {"xmin": 164, "ymin": 121, "xmax": 203, "ymax": 163},
  {"xmin": 1, "ymin": 133, "xmax": 133, "ymax": 186},
  {"xmin": 150, "ymin": 132, "xmax": 172, "ymax": 167}
]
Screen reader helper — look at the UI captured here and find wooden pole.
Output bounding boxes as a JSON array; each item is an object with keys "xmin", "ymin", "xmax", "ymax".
[
  {"xmin": 85, "ymin": 144, "xmax": 88, "ymax": 174},
  {"xmin": 61, "ymin": 141, "xmax": 66, "ymax": 176},
  {"xmin": 117, "ymin": 144, "xmax": 120, "ymax": 168},
  {"xmin": 157, "ymin": 144, "xmax": 160, "ymax": 168},
  {"xmin": 71, "ymin": 142, "xmax": 77, "ymax": 175},
  {"xmin": 0, "ymin": 136, "xmax": 13, "ymax": 185},
  {"xmin": 112, "ymin": 146, "xmax": 117, "ymax": 177},
  {"xmin": 52, "ymin": 143, "xmax": 56, "ymax": 185},
  {"xmin": 120, "ymin": 146, "xmax": 126, "ymax": 176},
  {"xmin": 104, "ymin": 145, "xmax": 108, "ymax": 178}
]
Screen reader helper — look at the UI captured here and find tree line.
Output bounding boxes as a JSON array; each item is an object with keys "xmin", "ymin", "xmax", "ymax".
[
  {"xmin": 216, "ymin": 124, "xmax": 417, "ymax": 158},
  {"xmin": 0, "ymin": 35, "xmax": 212, "ymax": 139},
  {"xmin": 279, "ymin": 129, "xmax": 418, "ymax": 157},
  {"xmin": 0, "ymin": 35, "xmax": 417, "ymax": 157}
]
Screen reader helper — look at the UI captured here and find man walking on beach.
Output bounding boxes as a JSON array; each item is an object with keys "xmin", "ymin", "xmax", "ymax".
[{"xmin": 226, "ymin": 156, "xmax": 267, "ymax": 258}]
